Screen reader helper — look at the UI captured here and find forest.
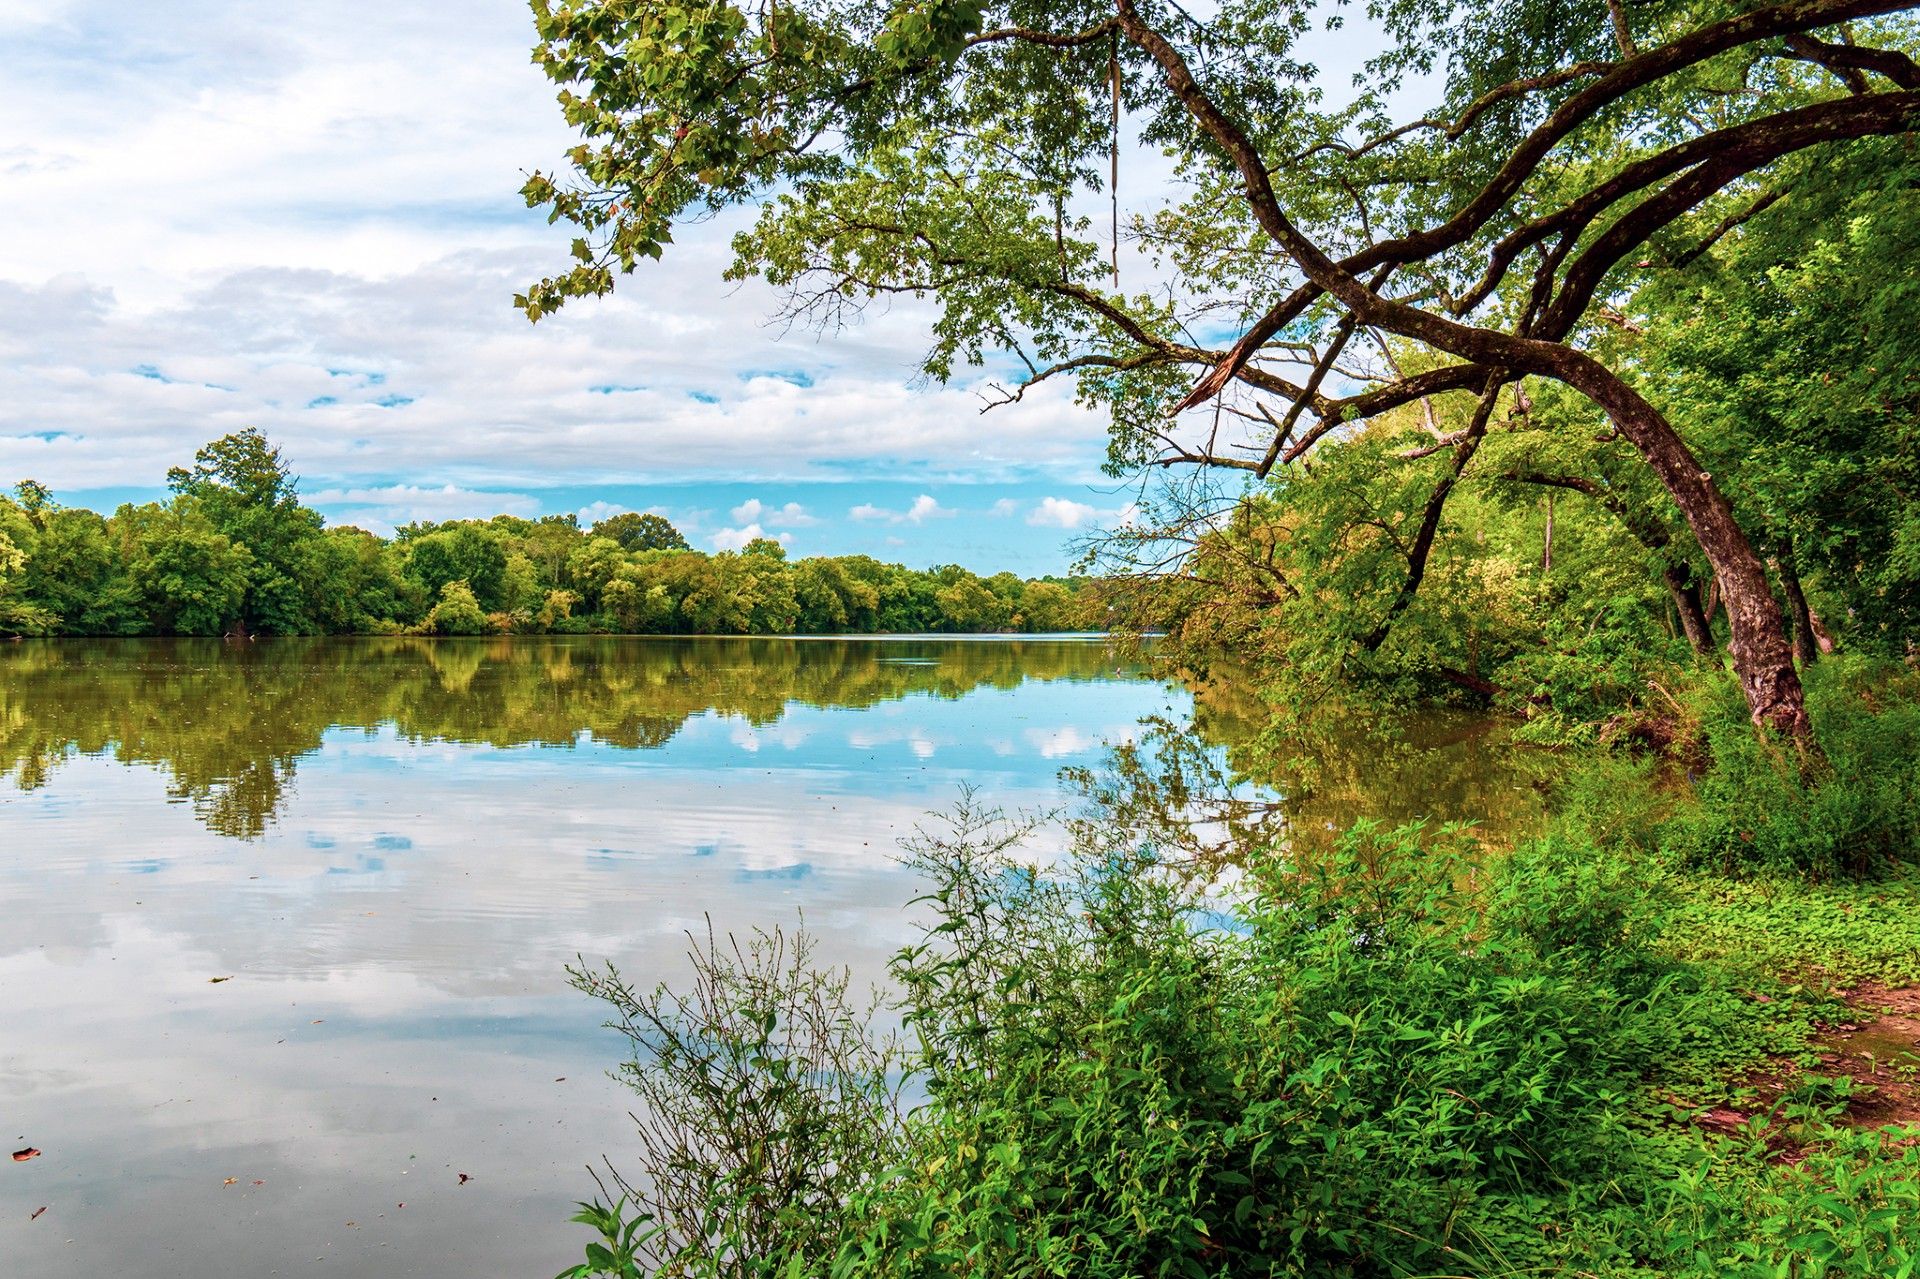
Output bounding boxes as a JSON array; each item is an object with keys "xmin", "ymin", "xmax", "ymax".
[{"xmin": 0, "ymin": 431, "xmax": 1096, "ymax": 638}]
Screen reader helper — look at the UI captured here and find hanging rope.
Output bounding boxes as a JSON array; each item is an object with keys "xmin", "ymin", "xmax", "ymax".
[{"xmin": 1109, "ymin": 31, "xmax": 1120, "ymax": 289}]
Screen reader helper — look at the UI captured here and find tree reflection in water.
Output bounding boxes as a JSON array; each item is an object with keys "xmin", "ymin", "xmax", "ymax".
[{"xmin": 0, "ymin": 636, "xmax": 1141, "ymax": 839}]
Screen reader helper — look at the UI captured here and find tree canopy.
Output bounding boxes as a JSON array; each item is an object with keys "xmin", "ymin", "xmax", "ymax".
[{"xmin": 520, "ymin": 0, "xmax": 1920, "ymax": 745}]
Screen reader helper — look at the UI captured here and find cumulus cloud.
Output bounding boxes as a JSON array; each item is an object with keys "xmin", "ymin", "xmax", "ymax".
[
  {"xmin": 988, "ymin": 497, "xmax": 1021, "ymax": 517},
  {"xmin": 0, "ymin": 1, "xmax": 1113, "ymax": 501},
  {"xmin": 1027, "ymin": 496, "xmax": 1101, "ymax": 529},
  {"xmin": 849, "ymin": 494, "xmax": 952, "ymax": 525},
  {"xmin": 575, "ymin": 499, "xmax": 631, "ymax": 526},
  {"xmin": 711, "ymin": 523, "xmax": 794, "ymax": 552},
  {"xmin": 730, "ymin": 498, "xmax": 818, "ymax": 527}
]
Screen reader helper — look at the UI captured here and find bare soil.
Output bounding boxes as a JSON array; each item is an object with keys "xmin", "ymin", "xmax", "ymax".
[{"xmin": 1684, "ymin": 983, "xmax": 1920, "ymax": 1150}]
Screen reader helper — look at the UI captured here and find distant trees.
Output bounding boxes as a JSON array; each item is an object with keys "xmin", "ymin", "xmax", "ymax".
[
  {"xmin": 167, "ymin": 428, "xmax": 327, "ymax": 633},
  {"xmin": 592, "ymin": 510, "xmax": 691, "ymax": 552},
  {"xmin": 0, "ymin": 434, "xmax": 1098, "ymax": 638}
]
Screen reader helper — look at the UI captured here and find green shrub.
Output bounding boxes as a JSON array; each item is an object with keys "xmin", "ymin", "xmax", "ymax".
[
  {"xmin": 423, "ymin": 578, "xmax": 495, "ymax": 635},
  {"xmin": 1658, "ymin": 662, "xmax": 1920, "ymax": 878},
  {"xmin": 1656, "ymin": 1122, "xmax": 1920, "ymax": 1279},
  {"xmin": 569, "ymin": 803, "xmax": 1817, "ymax": 1278}
]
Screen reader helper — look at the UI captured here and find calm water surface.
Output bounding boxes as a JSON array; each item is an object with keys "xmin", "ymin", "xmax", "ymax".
[
  {"xmin": 0, "ymin": 636, "xmax": 1179, "ymax": 1278},
  {"xmin": 0, "ymin": 636, "xmax": 1544, "ymax": 1277}
]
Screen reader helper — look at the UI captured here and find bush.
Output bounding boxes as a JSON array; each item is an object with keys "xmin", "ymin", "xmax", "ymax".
[
  {"xmin": 423, "ymin": 578, "xmax": 494, "ymax": 635},
  {"xmin": 1658, "ymin": 662, "xmax": 1920, "ymax": 878},
  {"xmin": 568, "ymin": 803, "xmax": 1800, "ymax": 1278}
]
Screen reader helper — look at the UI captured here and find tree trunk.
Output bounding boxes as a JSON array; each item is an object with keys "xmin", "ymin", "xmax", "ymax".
[
  {"xmin": 1663, "ymin": 562, "xmax": 1718, "ymax": 663},
  {"xmin": 1557, "ymin": 358, "xmax": 1813, "ymax": 740},
  {"xmin": 1772, "ymin": 542, "xmax": 1819, "ymax": 668}
]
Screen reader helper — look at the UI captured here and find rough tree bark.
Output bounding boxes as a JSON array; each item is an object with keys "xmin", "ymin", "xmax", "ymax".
[{"xmin": 1552, "ymin": 361, "xmax": 1810, "ymax": 736}]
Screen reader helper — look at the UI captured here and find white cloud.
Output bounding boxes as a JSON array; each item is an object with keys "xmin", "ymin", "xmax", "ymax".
[
  {"xmin": 730, "ymin": 497, "xmax": 818, "ymax": 527},
  {"xmin": 710, "ymin": 523, "xmax": 794, "ymax": 552},
  {"xmin": 576, "ymin": 499, "xmax": 631, "ymax": 526},
  {"xmin": 989, "ymin": 497, "xmax": 1020, "ymax": 517},
  {"xmin": 849, "ymin": 493, "xmax": 952, "ymax": 525},
  {"xmin": 0, "ymin": 2, "xmax": 1113, "ymax": 499},
  {"xmin": 1027, "ymin": 496, "xmax": 1101, "ymax": 529}
]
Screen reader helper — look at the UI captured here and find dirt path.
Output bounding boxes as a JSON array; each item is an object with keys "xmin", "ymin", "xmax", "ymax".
[{"xmin": 1820, "ymin": 983, "xmax": 1920, "ymax": 1128}]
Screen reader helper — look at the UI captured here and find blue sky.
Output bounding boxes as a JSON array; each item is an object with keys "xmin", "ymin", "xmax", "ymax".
[{"xmin": 0, "ymin": 0, "xmax": 1163, "ymax": 572}]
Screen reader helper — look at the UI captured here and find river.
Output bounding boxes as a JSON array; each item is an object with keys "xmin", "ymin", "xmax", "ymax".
[
  {"xmin": 0, "ymin": 636, "xmax": 1181, "ymax": 1277},
  {"xmin": 0, "ymin": 635, "xmax": 1545, "ymax": 1277}
]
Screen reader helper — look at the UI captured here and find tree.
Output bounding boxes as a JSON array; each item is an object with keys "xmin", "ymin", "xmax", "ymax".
[
  {"xmin": 425, "ymin": 579, "xmax": 494, "ymax": 635},
  {"xmin": 1638, "ymin": 138, "xmax": 1920, "ymax": 655},
  {"xmin": 593, "ymin": 510, "xmax": 691, "ymax": 552},
  {"xmin": 521, "ymin": 0, "xmax": 1920, "ymax": 743},
  {"xmin": 167, "ymin": 429, "xmax": 326, "ymax": 633},
  {"xmin": 18, "ymin": 504, "xmax": 141, "ymax": 634},
  {"xmin": 406, "ymin": 524, "xmax": 510, "ymax": 612},
  {"xmin": 0, "ymin": 512, "xmax": 58, "ymax": 636},
  {"xmin": 933, "ymin": 568, "xmax": 1009, "ymax": 632},
  {"xmin": 111, "ymin": 501, "xmax": 253, "ymax": 635},
  {"xmin": 566, "ymin": 535, "xmax": 628, "ymax": 610}
]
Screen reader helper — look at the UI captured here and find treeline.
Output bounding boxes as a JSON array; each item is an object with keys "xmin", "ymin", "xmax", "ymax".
[{"xmin": 0, "ymin": 431, "xmax": 1101, "ymax": 637}]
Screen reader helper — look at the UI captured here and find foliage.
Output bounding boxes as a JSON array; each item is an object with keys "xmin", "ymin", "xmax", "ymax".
[
  {"xmin": 1658, "ymin": 663, "xmax": 1920, "ymax": 878},
  {"xmin": 166, "ymin": 427, "xmax": 327, "ymax": 632},
  {"xmin": 563, "ymin": 774, "xmax": 1920, "ymax": 1278},
  {"xmin": 1661, "ymin": 864, "xmax": 1920, "ymax": 989},
  {"xmin": 1639, "ymin": 139, "xmax": 1920, "ymax": 655},
  {"xmin": 426, "ymin": 579, "xmax": 495, "ymax": 636},
  {"xmin": 569, "ymin": 924, "xmax": 906, "ymax": 1276},
  {"xmin": 594, "ymin": 511, "xmax": 693, "ymax": 553},
  {"xmin": 0, "ymin": 434, "xmax": 1100, "ymax": 638}
]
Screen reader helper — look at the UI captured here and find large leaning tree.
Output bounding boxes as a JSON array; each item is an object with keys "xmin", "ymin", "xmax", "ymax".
[{"xmin": 517, "ymin": 0, "xmax": 1920, "ymax": 743}]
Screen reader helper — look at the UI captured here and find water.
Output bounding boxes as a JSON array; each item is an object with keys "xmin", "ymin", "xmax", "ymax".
[{"xmin": 0, "ymin": 636, "xmax": 1180, "ymax": 1278}]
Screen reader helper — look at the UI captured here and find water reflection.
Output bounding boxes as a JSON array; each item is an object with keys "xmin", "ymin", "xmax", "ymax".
[
  {"xmin": 0, "ymin": 637, "xmax": 1551, "ymax": 1278},
  {"xmin": 0, "ymin": 636, "xmax": 1170, "ymax": 1279},
  {"xmin": 0, "ymin": 636, "xmax": 1138, "ymax": 839},
  {"xmin": 1188, "ymin": 675, "xmax": 1550, "ymax": 851}
]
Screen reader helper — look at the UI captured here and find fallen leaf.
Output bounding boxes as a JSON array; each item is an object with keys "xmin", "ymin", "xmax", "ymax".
[
  {"xmin": 224, "ymin": 1177, "xmax": 238, "ymax": 1186},
  {"xmin": 30, "ymin": 1207, "xmax": 46, "ymax": 1221},
  {"xmin": 209, "ymin": 976, "xmax": 232, "ymax": 984},
  {"xmin": 310, "ymin": 1019, "xmax": 324, "ymax": 1025},
  {"xmin": 252, "ymin": 1180, "xmax": 264, "ymax": 1186},
  {"xmin": 12, "ymin": 1147, "xmax": 40, "ymax": 1162},
  {"xmin": 457, "ymin": 1173, "xmax": 470, "ymax": 1185}
]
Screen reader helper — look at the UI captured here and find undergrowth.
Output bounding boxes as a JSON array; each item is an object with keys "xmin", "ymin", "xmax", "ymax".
[{"xmin": 560, "ymin": 662, "xmax": 1920, "ymax": 1278}]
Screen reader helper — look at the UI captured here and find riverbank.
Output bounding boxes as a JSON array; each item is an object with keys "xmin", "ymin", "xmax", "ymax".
[{"xmin": 561, "ymin": 657, "xmax": 1920, "ymax": 1278}]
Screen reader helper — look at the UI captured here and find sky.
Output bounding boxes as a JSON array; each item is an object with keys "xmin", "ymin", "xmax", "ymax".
[{"xmin": 0, "ymin": 0, "xmax": 1152, "ymax": 573}]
